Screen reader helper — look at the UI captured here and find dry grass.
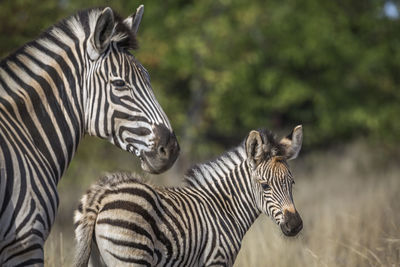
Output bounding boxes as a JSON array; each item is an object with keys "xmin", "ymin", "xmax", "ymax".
[
  {"xmin": 45, "ymin": 140, "xmax": 400, "ymax": 266},
  {"xmin": 235, "ymin": 143, "xmax": 400, "ymax": 267}
]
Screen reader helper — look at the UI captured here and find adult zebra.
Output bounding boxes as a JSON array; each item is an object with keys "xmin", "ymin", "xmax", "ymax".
[
  {"xmin": 0, "ymin": 5, "xmax": 179, "ymax": 266},
  {"xmin": 74, "ymin": 126, "xmax": 303, "ymax": 267}
]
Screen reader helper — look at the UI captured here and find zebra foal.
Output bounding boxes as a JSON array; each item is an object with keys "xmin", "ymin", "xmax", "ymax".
[
  {"xmin": 74, "ymin": 126, "xmax": 304, "ymax": 267},
  {"xmin": 0, "ymin": 5, "xmax": 179, "ymax": 266}
]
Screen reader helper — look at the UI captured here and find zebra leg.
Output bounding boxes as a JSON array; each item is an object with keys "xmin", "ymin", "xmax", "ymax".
[
  {"xmin": 96, "ymin": 236, "xmax": 156, "ymax": 267},
  {"xmin": 0, "ymin": 207, "xmax": 51, "ymax": 267},
  {"xmin": 0, "ymin": 232, "xmax": 45, "ymax": 266},
  {"xmin": 95, "ymin": 226, "xmax": 157, "ymax": 267}
]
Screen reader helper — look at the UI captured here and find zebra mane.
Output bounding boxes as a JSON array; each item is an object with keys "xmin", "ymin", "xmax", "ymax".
[
  {"xmin": 183, "ymin": 143, "xmax": 246, "ymax": 186},
  {"xmin": 183, "ymin": 129, "xmax": 284, "ymax": 185},
  {"xmin": 54, "ymin": 7, "xmax": 138, "ymax": 49},
  {"xmin": 0, "ymin": 7, "xmax": 137, "ymax": 65}
]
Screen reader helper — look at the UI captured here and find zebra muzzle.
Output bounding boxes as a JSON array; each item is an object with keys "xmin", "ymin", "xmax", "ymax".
[
  {"xmin": 280, "ymin": 210, "xmax": 303, "ymax": 236},
  {"xmin": 140, "ymin": 125, "xmax": 180, "ymax": 174}
]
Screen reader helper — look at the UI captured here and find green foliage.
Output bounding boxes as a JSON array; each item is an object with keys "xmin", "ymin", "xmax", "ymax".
[
  {"xmin": 0, "ymin": 1, "xmax": 62, "ymax": 58},
  {"xmin": 1, "ymin": 0, "xmax": 399, "ymax": 157},
  {"xmin": 139, "ymin": 0, "xmax": 400, "ymax": 152}
]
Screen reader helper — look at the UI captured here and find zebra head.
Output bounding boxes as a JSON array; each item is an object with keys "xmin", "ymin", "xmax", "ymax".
[
  {"xmin": 246, "ymin": 125, "xmax": 303, "ymax": 236},
  {"xmin": 83, "ymin": 6, "xmax": 179, "ymax": 174}
]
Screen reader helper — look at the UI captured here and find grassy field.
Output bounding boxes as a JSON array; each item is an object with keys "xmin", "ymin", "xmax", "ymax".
[{"xmin": 45, "ymin": 138, "xmax": 400, "ymax": 266}]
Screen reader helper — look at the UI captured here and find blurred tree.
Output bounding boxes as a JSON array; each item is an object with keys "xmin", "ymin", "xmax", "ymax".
[
  {"xmin": 1, "ymin": 0, "xmax": 399, "ymax": 160},
  {"xmin": 151, "ymin": 0, "xmax": 400, "ymax": 154},
  {"xmin": 0, "ymin": 0, "xmax": 65, "ymax": 58}
]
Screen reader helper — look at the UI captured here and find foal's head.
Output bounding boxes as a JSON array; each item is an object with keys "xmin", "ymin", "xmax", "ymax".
[{"xmin": 246, "ymin": 126, "xmax": 303, "ymax": 236}]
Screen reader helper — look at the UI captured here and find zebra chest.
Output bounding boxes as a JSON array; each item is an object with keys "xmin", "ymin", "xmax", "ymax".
[
  {"xmin": 201, "ymin": 233, "xmax": 238, "ymax": 267},
  {"xmin": 0, "ymin": 152, "xmax": 58, "ymax": 246}
]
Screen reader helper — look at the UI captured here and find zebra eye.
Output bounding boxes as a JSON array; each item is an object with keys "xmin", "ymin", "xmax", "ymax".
[
  {"xmin": 111, "ymin": 79, "xmax": 126, "ymax": 87},
  {"xmin": 261, "ymin": 183, "xmax": 270, "ymax": 190}
]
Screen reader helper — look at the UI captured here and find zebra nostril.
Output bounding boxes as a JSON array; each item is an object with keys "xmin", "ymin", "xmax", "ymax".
[
  {"xmin": 284, "ymin": 221, "xmax": 290, "ymax": 231},
  {"xmin": 281, "ymin": 210, "xmax": 303, "ymax": 236},
  {"xmin": 153, "ymin": 124, "xmax": 178, "ymax": 159},
  {"xmin": 295, "ymin": 221, "xmax": 303, "ymax": 233},
  {"xmin": 280, "ymin": 222, "xmax": 290, "ymax": 235},
  {"xmin": 158, "ymin": 146, "xmax": 167, "ymax": 157},
  {"xmin": 143, "ymin": 124, "xmax": 179, "ymax": 173}
]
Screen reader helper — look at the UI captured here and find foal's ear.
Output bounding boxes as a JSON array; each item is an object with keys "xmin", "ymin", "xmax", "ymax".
[
  {"xmin": 88, "ymin": 7, "xmax": 115, "ymax": 60},
  {"xmin": 280, "ymin": 125, "xmax": 303, "ymax": 160},
  {"xmin": 123, "ymin": 5, "xmax": 144, "ymax": 35},
  {"xmin": 246, "ymin": 130, "xmax": 265, "ymax": 169}
]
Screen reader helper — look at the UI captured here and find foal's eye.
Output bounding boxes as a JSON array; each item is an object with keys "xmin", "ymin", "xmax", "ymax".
[
  {"xmin": 261, "ymin": 183, "xmax": 270, "ymax": 190},
  {"xmin": 111, "ymin": 79, "xmax": 126, "ymax": 87}
]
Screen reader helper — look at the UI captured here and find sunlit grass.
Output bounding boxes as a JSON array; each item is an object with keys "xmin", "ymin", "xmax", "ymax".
[
  {"xmin": 45, "ymin": 140, "xmax": 400, "ymax": 266},
  {"xmin": 235, "ymin": 150, "xmax": 400, "ymax": 266}
]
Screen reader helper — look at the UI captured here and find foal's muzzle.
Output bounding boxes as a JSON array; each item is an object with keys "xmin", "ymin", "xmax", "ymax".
[{"xmin": 280, "ymin": 210, "xmax": 303, "ymax": 237}]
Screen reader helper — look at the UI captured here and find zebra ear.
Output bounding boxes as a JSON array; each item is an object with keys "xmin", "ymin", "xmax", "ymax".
[
  {"xmin": 88, "ymin": 7, "xmax": 115, "ymax": 60},
  {"xmin": 280, "ymin": 125, "xmax": 303, "ymax": 160},
  {"xmin": 123, "ymin": 5, "xmax": 144, "ymax": 35},
  {"xmin": 246, "ymin": 130, "xmax": 264, "ymax": 169}
]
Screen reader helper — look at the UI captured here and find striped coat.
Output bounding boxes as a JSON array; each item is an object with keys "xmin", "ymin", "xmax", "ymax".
[
  {"xmin": 0, "ymin": 6, "xmax": 179, "ymax": 266},
  {"xmin": 74, "ymin": 126, "xmax": 303, "ymax": 267}
]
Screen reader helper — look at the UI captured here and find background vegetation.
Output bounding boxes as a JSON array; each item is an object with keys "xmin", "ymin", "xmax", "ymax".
[{"xmin": 1, "ymin": 0, "xmax": 399, "ymax": 266}]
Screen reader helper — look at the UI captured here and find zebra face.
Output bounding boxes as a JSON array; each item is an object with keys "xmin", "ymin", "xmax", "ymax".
[
  {"xmin": 246, "ymin": 126, "xmax": 303, "ymax": 236},
  {"xmin": 104, "ymin": 50, "xmax": 180, "ymax": 174},
  {"xmin": 84, "ymin": 6, "xmax": 179, "ymax": 174}
]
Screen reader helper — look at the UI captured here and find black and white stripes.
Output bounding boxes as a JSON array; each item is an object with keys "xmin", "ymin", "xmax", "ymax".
[
  {"xmin": 74, "ymin": 126, "xmax": 303, "ymax": 267},
  {"xmin": 0, "ymin": 6, "xmax": 179, "ymax": 266}
]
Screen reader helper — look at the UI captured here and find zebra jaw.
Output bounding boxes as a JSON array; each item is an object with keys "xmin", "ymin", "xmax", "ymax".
[
  {"xmin": 127, "ymin": 144, "xmax": 143, "ymax": 161},
  {"xmin": 127, "ymin": 144, "xmax": 152, "ymax": 172}
]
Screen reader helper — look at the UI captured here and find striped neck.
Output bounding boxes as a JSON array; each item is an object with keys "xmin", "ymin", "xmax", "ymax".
[
  {"xmin": 0, "ymin": 20, "xmax": 87, "ymax": 181},
  {"xmin": 184, "ymin": 144, "xmax": 261, "ymax": 239}
]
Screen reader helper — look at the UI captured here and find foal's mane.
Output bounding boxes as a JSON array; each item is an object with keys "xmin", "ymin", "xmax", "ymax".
[{"xmin": 183, "ymin": 129, "xmax": 284, "ymax": 185}]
